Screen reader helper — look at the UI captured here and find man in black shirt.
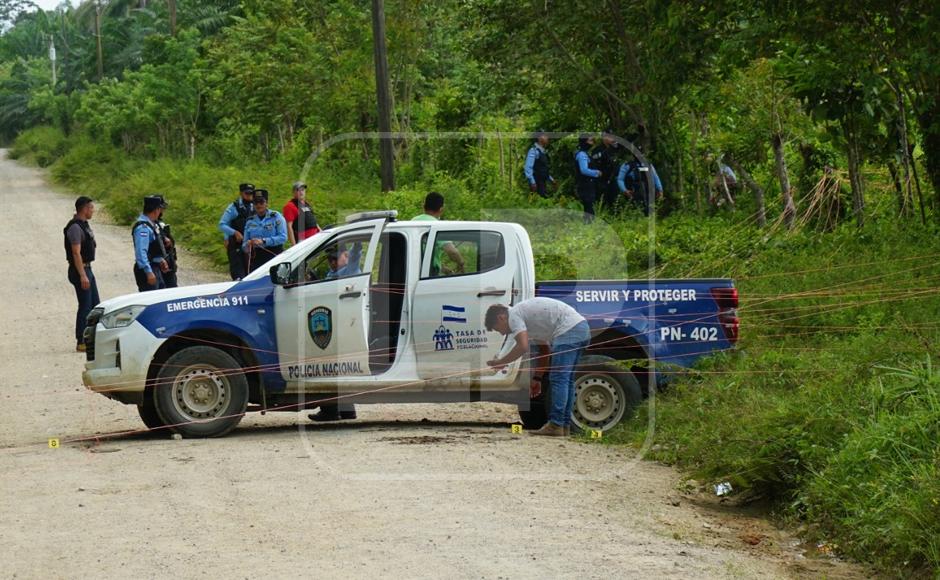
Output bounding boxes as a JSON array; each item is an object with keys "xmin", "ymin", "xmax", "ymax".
[{"xmin": 64, "ymin": 196, "xmax": 99, "ymax": 352}]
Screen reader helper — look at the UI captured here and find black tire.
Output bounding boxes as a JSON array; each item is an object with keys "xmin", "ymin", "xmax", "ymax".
[
  {"xmin": 153, "ymin": 346, "xmax": 249, "ymax": 438},
  {"xmin": 572, "ymin": 362, "xmax": 642, "ymax": 431},
  {"xmin": 517, "ymin": 375, "xmax": 550, "ymax": 429},
  {"xmin": 137, "ymin": 395, "xmax": 165, "ymax": 431}
]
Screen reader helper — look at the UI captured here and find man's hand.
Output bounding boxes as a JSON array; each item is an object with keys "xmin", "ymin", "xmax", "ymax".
[
  {"xmin": 250, "ymin": 238, "xmax": 264, "ymax": 247},
  {"xmin": 486, "ymin": 359, "xmax": 506, "ymax": 371},
  {"xmin": 146, "ymin": 272, "xmax": 156, "ymax": 286},
  {"xmin": 551, "ymin": 180, "xmax": 559, "ymax": 191},
  {"xmin": 656, "ymin": 190, "xmax": 664, "ymax": 199},
  {"xmin": 529, "ymin": 182, "xmax": 537, "ymax": 192},
  {"xmin": 529, "ymin": 377, "xmax": 542, "ymax": 399},
  {"xmin": 79, "ymin": 275, "xmax": 90, "ymax": 290},
  {"xmin": 625, "ymin": 189, "xmax": 634, "ymax": 199},
  {"xmin": 159, "ymin": 261, "xmax": 170, "ymax": 273},
  {"xmin": 223, "ymin": 238, "xmax": 229, "ymax": 250},
  {"xmin": 163, "ymin": 237, "xmax": 173, "ymax": 249},
  {"xmin": 233, "ymin": 231, "xmax": 243, "ymax": 243}
]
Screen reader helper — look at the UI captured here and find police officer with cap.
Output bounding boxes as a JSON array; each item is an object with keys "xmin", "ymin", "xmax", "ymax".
[
  {"xmin": 242, "ymin": 189, "xmax": 288, "ymax": 273},
  {"xmin": 574, "ymin": 133, "xmax": 602, "ymax": 223},
  {"xmin": 133, "ymin": 195, "xmax": 169, "ymax": 292},
  {"xmin": 154, "ymin": 195, "xmax": 178, "ymax": 288},
  {"xmin": 524, "ymin": 130, "xmax": 555, "ymax": 198},
  {"xmin": 218, "ymin": 183, "xmax": 255, "ymax": 280}
]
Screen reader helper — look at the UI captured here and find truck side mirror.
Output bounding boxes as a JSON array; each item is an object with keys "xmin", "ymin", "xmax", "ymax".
[{"xmin": 270, "ymin": 262, "xmax": 292, "ymax": 285}]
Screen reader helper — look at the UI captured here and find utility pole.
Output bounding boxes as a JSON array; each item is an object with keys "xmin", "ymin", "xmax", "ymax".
[
  {"xmin": 48, "ymin": 38, "xmax": 56, "ymax": 88},
  {"xmin": 371, "ymin": 0, "xmax": 395, "ymax": 192}
]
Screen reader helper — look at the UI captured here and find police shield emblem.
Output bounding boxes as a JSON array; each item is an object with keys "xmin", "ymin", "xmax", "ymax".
[{"xmin": 307, "ymin": 307, "xmax": 332, "ymax": 349}]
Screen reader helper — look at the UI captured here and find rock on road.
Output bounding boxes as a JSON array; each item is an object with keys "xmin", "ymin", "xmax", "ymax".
[{"xmin": 0, "ymin": 151, "xmax": 866, "ymax": 579}]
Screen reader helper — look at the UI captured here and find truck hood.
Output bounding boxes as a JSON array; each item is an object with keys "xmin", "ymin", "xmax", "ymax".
[{"xmin": 96, "ymin": 282, "xmax": 238, "ymax": 314}]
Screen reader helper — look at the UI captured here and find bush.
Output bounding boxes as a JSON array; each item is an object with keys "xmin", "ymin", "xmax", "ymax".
[{"xmin": 9, "ymin": 126, "xmax": 69, "ymax": 167}]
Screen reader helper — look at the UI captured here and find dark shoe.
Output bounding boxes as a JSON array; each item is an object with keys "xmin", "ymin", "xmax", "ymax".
[
  {"xmin": 531, "ymin": 422, "xmax": 566, "ymax": 437},
  {"xmin": 308, "ymin": 409, "xmax": 357, "ymax": 422},
  {"xmin": 567, "ymin": 424, "xmax": 584, "ymax": 437}
]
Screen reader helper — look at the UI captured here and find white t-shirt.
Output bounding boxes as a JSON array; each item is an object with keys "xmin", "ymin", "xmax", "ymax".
[{"xmin": 507, "ymin": 297, "xmax": 586, "ymax": 343}]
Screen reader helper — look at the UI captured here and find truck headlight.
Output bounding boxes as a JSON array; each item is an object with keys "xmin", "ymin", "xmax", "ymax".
[{"xmin": 100, "ymin": 305, "xmax": 148, "ymax": 329}]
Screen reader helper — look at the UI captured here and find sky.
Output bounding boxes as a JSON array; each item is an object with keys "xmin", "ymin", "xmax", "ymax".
[{"xmin": 33, "ymin": 0, "xmax": 70, "ymax": 10}]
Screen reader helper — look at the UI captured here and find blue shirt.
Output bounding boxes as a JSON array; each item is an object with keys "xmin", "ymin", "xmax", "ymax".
[
  {"xmin": 242, "ymin": 210, "xmax": 287, "ymax": 252},
  {"xmin": 617, "ymin": 161, "xmax": 662, "ymax": 193},
  {"xmin": 133, "ymin": 214, "xmax": 164, "ymax": 273},
  {"xmin": 218, "ymin": 199, "xmax": 253, "ymax": 240},
  {"xmin": 523, "ymin": 144, "xmax": 553, "ymax": 185},
  {"xmin": 719, "ymin": 163, "xmax": 736, "ymax": 180},
  {"xmin": 575, "ymin": 150, "xmax": 601, "ymax": 178},
  {"xmin": 326, "ymin": 242, "xmax": 363, "ymax": 279}
]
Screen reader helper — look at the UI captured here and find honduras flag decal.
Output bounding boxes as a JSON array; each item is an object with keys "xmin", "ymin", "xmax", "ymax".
[{"xmin": 442, "ymin": 304, "xmax": 466, "ymax": 323}]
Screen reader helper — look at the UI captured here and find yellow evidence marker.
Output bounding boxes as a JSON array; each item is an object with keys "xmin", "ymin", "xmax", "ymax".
[
  {"xmin": 511, "ymin": 424, "xmax": 523, "ymax": 434},
  {"xmin": 48, "ymin": 438, "xmax": 60, "ymax": 449},
  {"xmin": 590, "ymin": 430, "xmax": 603, "ymax": 439}
]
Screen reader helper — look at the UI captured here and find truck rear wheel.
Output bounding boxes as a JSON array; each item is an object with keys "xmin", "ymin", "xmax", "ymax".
[
  {"xmin": 573, "ymin": 362, "xmax": 641, "ymax": 432},
  {"xmin": 153, "ymin": 346, "xmax": 248, "ymax": 438}
]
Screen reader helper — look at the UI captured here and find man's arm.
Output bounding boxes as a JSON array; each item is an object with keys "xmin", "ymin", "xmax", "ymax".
[
  {"xmin": 218, "ymin": 204, "xmax": 237, "ymax": 239},
  {"xmin": 269, "ymin": 213, "xmax": 289, "ymax": 247},
  {"xmin": 617, "ymin": 163, "xmax": 629, "ymax": 193},
  {"xmin": 487, "ymin": 330, "xmax": 529, "ymax": 369},
  {"xmin": 523, "ymin": 147, "xmax": 536, "ymax": 185},
  {"xmin": 442, "ymin": 242, "xmax": 465, "ymax": 273},
  {"xmin": 70, "ymin": 244, "xmax": 90, "ymax": 290},
  {"xmin": 283, "ymin": 203, "xmax": 297, "ymax": 246},
  {"xmin": 577, "ymin": 151, "xmax": 601, "ymax": 178}
]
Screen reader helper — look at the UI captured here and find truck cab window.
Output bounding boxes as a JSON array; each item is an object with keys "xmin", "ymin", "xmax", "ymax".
[
  {"xmin": 424, "ymin": 230, "xmax": 505, "ymax": 278},
  {"xmin": 300, "ymin": 231, "xmax": 372, "ymax": 283}
]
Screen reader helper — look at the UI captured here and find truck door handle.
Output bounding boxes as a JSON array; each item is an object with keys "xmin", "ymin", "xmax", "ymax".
[
  {"xmin": 477, "ymin": 290, "xmax": 506, "ymax": 297},
  {"xmin": 339, "ymin": 291, "xmax": 361, "ymax": 300}
]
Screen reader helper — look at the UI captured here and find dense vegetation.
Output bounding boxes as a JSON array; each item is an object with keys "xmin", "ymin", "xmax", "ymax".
[{"xmin": 2, "ymin": 0, "xmax": 939, "ymax": 573}]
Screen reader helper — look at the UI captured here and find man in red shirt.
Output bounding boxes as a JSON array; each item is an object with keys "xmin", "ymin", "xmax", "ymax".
[{"xmin": 283, "ymin": 181, "xmax": 319, "ymax": 246}]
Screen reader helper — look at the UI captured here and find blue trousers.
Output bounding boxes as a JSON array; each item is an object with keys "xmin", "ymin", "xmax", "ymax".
[
  {"xmin": 547, "ymin": 321, "xmax": 591, "ymax": 427},
  {"xmin": 68, "ymin": 266, "xmax": 100, "ymax": 343}
]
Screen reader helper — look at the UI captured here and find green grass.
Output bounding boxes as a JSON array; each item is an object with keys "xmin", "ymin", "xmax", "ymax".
[{"xmin": 16, "ymin": 125, "xmax": 940, "ymax": 575}]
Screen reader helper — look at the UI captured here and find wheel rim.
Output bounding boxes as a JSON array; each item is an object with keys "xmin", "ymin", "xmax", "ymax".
[
  {"xmin": 573, "ymin": 374, "xmax": 625, "ymax": 430},
  {"xmin": 171, "ymin": 365, "xmax": 230, "ymax": 422}
]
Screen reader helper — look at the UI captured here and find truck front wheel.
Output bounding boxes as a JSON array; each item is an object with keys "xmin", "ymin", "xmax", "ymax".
[
  {"xmin": 153, "ymin": 346, "xmax": 249, "ymax": 438},
  {"xmin": 573, "ymin": 363, "xmax": 641, "ymax": 432}
]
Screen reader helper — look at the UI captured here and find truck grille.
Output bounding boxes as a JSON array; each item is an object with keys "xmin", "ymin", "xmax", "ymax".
[{"xmin": 84, "ymin": 307, "xmax": 104, "ymax": 361}]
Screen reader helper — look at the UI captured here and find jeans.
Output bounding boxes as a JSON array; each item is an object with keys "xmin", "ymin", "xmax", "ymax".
[
  {"xmin": 68, "ymin": 266, "xmax": 100, "ymax": 344},
  {"xmin": 547, "ymin": 321, "xmax": 591, "ymax": 427}
]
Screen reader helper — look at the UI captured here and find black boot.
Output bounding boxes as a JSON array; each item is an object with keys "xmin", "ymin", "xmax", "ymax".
[{"xmin": 308, "ymin": 404, "xmax": 357, "ymax": 422}]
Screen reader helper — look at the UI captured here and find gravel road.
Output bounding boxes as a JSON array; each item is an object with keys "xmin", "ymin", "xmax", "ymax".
[{"xmin": 0, "ymin": 151, "xmax": 867, "ymax": 579}]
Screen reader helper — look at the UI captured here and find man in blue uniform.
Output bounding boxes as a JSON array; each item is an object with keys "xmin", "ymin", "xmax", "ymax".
[
  {"xmin": 242, "ymin": 189, "xmax": 288, "ymax": 273},
  {"xmin": 325, "ymin": 241, "xmax": 363, "ymax": 279},
  {"xmin": 218, "ymin": 183, "xmax": 255, "ymax": 280},
  {"xmin": 133, "ymin": 195, "xmax": 169, "ymax": 292},
  {"xmin": 574, "ymin": 134, "xmax": 602, "ymax": 223},
  {"xmin": 524, "ymin": 130, "xmax": 555, "ymax": 198},
  {"xmin": 65, "ymin": 196, "xmax": 99, "ymax": 351},
  {"xmin": 591, "ymin": 129, "xmax": 623, "ymax": 211},
  {"xmin": 617, "ymin": 154, "xmax": 663, "ymax": 216}
]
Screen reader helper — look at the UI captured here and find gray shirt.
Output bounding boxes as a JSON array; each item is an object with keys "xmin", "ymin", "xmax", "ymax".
[
  {"xmin": 66, "ymin": 221, "xmax": 85, "ymax": 246},
  {"xmin": 507, "ymin": 297, "xmax": 586, "ymax": 344}
]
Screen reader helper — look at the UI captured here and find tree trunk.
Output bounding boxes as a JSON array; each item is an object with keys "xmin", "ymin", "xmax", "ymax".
[
  {"xmin": 843, "ymin": 122, "xmax": 865, "ymax": 228},
  {"xmin": 168, "ymin": 0, "xmax": 177, "ymax": 36},
  {"xmin": 888, "ymin": 161, "xmax": 905, "ymax": 215},
  {"xmin": 94, "ymin": 4, "xmax": 103, "ymax": 81},
  {"xmin": 772, "ymin": 133, "xmax": 796, "ymax": 229},
  {"xmin": 915, "ymin": 97, "xmax": 940, "ymax": 213},
  {"xmin": 726, "ymin": 155, "xmax": 766, "ymax": 227}
]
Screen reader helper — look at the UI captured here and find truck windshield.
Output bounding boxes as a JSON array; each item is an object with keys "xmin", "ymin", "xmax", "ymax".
[{"xmin": 240, "ymin": 230, "xmax": 332, "ymax": 281}]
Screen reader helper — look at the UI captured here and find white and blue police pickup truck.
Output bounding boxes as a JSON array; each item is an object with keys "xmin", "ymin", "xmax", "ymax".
[{"xmin": 83, "ymin": 211, "xmax": 739, "ymax": 437}]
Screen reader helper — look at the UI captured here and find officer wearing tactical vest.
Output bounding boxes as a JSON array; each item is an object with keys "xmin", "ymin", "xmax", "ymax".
[
  {"xmin": 524, "ymin": 130, "xmax": 555, "ymax": 198},
  {"xmin": 242, "ymin": 189, "xmax": 288, "ymax": 273},
  {"xmin": 64, "ymin": 196, "xmax": 99, "ymax": 352},
  {"xmin": 218, "ymin": 183, "xmax": 256, "ymax": 280},
  {"xmin": 283, "ymin": 181, "xmax": 320, "ymax": 246},
  {"xmin": 591, "ymin": 128, "xmax": 623, "ymax": 211},
  {"xmin": 133, "ymin": 196, "xmax": 169, "ymax": 292},
  {"xmin": 574, "ymin": 133, "xmax": 603, "ymax": 223},
  {"xmin": 154, "ymin": 195, "xmax": 178, "ymax": 288}
]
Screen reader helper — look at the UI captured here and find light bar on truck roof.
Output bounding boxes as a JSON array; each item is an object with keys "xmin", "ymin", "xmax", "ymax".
[{"xmin": 344, "ymin": 210, "xmax": 398, "ymax": 224}]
